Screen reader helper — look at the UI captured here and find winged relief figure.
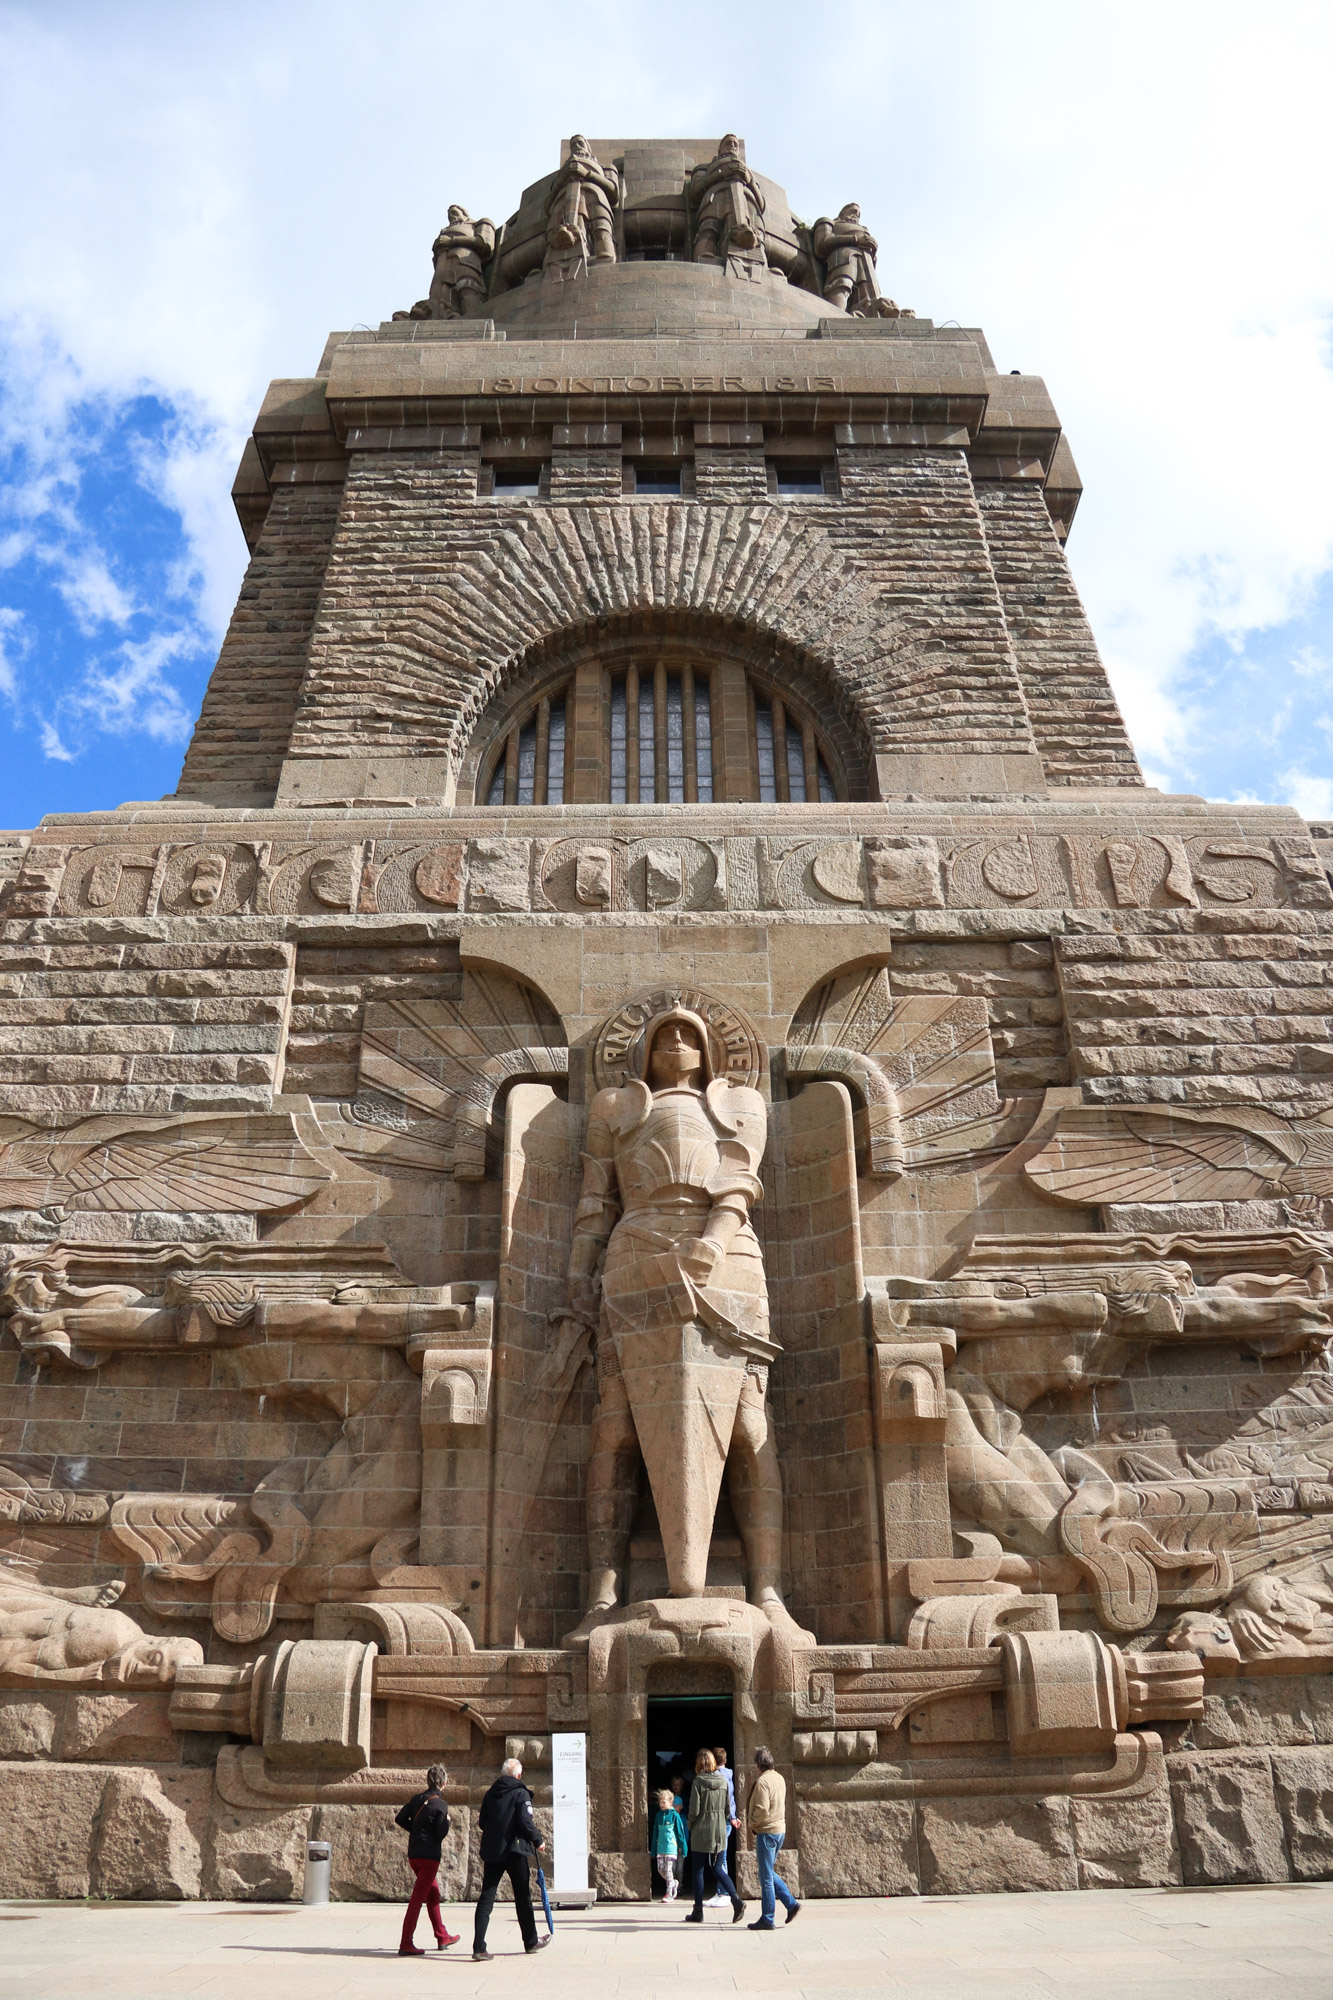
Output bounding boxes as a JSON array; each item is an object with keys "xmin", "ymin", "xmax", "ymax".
[
  {"xmin": 1023, "ymin": 1103, "xmax": 1333, "ymax": 1207},
  {"xmin": 0, "ymin": 1110, "xmax": 326, "ymax": 1215}
]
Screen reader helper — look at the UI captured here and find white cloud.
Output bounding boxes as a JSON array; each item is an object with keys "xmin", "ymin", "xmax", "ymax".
[
  {"xmin": 51, "ymin": 552, "xmax": 136, "ymax": 632},
  {"xmin": 39, "ymin": 718, "xmax": 73, "ymax": 762},
  {"xmin": 0, "ymin": 606, "xmax": 21, "ymax": 702},
  {"xmin": 0, "ymin": 0, "xmax": 1330, "ymax": 799},
  {"xmin": 1280, "ymin": 769, "xmax": 1333, "ymax": 824},
  {"xmin": 72, "ymin": 629, "xmax": 196, "ymax": 744}
]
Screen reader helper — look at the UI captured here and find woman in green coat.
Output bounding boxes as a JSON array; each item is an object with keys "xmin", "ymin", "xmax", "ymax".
[{"xmin": 684, "ymin": 1750, "xmax": 746, "ymax": 1922}]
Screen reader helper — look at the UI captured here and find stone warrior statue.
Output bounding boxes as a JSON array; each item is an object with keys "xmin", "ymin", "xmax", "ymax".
[
  {"xmin": 690, "ymin": 134, "xmax": 766, "ymax": 269},
  {"xmin": 391, "ymin": 204, "xmax": 495, "ymax": 321},
  {"xmin": 811, "ymin": 204, "xmax": 910, "ymax": 318},
  {"xmin": 545, "ymin": 135, "xmax": 620, "ymax": 269},
  {"xmin": 559, "ymin": 1006, "xmax": 785, "ymax": 1634},
  {"xmin": 428, "ymin": 206, "xmax": 496, "ymax": 317}
]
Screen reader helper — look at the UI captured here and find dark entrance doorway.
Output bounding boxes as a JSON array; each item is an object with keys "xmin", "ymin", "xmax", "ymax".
[{"xmin": 646, "ymin": 1695, "xmax": 734, "ymax": 1897}]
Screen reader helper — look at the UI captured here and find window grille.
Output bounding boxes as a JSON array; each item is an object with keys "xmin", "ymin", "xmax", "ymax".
[
  {"xmin": 477, "ymin": 664, "xmax": 837, "ymax": 805},
  {"xmin": 485, "ymin": 688, "xmax": 568, "ymax": 804}
]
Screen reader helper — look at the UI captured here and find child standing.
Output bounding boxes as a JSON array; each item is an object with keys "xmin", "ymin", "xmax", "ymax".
[{"xmin": 650, "ymin": 1787, "xmax": 688, "ymax": 1899}]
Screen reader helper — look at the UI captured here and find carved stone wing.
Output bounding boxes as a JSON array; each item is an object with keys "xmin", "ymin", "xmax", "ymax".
[
  {"xmin": 328, "ymin": 971, "xmax": 568, "ymax": 1182},
  {"xmin": 1024, "ymin": 1104, "xmax": 1312, "ymax": 1207},
  {"xmin": 0, "ymin": 1111, "xmax": 326, "ymax": 1214},
  {"xmin": 784, "ymin": 966, "xmax": 1040, "ymax": 1176}
]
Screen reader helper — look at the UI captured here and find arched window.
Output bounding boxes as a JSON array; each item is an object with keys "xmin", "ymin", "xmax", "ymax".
[
  {"xmin": 472, "ymin": 655, "xmax": 844, "ymax": 806},
  {"xmin": 484, "ymin": 683, "xmax": 569, "ymax": 805}
]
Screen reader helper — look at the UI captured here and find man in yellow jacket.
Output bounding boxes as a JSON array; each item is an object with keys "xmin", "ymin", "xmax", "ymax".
[{"xmin": 745, "ymin": 1747, "xmax": 800, "ymax": 1931}]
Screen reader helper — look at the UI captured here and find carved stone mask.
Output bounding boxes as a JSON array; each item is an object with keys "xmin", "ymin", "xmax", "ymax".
[
  {"xmin": 648, "ymin": 1020, "xmax": 705, "ymax": 1089},
  {"xmin": 634, "ymin": 1006, "xmax": 719, "ymax": 1089}
]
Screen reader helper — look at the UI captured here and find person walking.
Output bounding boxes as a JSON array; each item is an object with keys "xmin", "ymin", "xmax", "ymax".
[
  {"xmin": 472, "ymin": 1756, "xmax": 551, "ymax": 1961},
  {"xmin": 703, "ymin": 1746, "xmax": 740, "ymax": 1908},
  {"xmin": 650, "ymin": 1788, "xmax": 688, "ymax": 1899},
  {"xmin": 745, "ymin": 1747, "xmax": 800, "ymax": 1931},
  {"xmin": 394, "ymin": 1764, "xmax": 460, "ymax": 1955},
  {"xmin": 683, "ymin": 1750, "xmax": 745, "ymax": 1924}
]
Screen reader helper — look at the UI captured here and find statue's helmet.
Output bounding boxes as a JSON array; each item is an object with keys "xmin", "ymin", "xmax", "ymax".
[{"xmin": 631, "ymin": 1005, "xmax": 724, "ymax": 1085}]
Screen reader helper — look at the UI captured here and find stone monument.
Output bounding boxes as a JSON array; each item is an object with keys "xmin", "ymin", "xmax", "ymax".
[{"xmin": 2, "ymin": 133, "xmax": 1333, "ymax": 1904}]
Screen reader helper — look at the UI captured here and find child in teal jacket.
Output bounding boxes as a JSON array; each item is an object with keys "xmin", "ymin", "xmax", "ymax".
[{"xmin": 650, "ymin": 1789, "xmax": 689, "ymax": 1899}]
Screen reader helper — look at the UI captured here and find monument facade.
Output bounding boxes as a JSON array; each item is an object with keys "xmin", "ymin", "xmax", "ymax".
[{"xmin": 2, "ymin": 135, "xmax": 1333, "ymax": 1902}]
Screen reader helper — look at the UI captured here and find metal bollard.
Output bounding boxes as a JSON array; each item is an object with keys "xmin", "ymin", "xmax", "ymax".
[{"xmin": 303, "ymin": 1840, "xmax": 332, "ymax": 1905}]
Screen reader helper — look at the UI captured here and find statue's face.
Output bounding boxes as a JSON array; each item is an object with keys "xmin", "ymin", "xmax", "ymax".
[
  {"xmin": 570, "ymin": 134, "xmax": 591, "ymax": 157},
  {"xmin": 1165, "ymin": 1612, "xmax": 1238, "ymax": 1659},
  {"xmin": 720, "ymin": 134, "xmax": 741, "ymax": 157},
  {"xmin": 840, "ymin": 204, "xmax": 861, "ymax": 222},
  {"xmin": 115, "ymin": 1635, "xmax": 205, "ymax": 1684},
  {"xmin": 649, "ymin": 1020, "xmax": 705, "ymax": 1088},
  {"xmin": 448, "ymin": 205, "xmax": 468, "ymax": 224}
]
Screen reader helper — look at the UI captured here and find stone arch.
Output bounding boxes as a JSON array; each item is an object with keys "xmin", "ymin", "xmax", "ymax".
[
  {"xmin": 289, "ymin": 471, "xmax": 1038, "ymax": 781},
  {"xmin": 453, "ymin": 609, "xmax": 877, "ymax": 804}
]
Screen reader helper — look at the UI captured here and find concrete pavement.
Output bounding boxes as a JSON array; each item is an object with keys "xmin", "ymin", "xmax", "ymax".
[{"xmin": 3, "ymin": 1885, "xmax": 1333, "ymax": 2000}]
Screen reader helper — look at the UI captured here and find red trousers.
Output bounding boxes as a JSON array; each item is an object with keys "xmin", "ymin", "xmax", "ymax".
[{"xmin": 401, "ymin": 1858, "xmax": 447, "ymax": 1947}]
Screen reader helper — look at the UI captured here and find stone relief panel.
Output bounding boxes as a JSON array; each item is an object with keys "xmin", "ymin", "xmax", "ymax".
[
  {"xmin": 879, "ymin": 1228, "xmax": 1333, "ymax": 1640},
  {"xmin": 784, "ymin": 962, "xmax": 1041, "ymax": 1175},
  {"xmin": 0, "ymin": 1111, "xmax": 326, "ymax": 1229},
  {"xmin": 1025, "ymin": 1103, "xmax": 1333, "ymax": 1210},
  {"xmin": 322, "ymin": 967, "xmax": 567, "ymax": 1183},
  {"xmin": 8, "ymin": 826, "xmax": 1326, "ymax": 921},
  {"xmin": 0, "ymin": 1239, "xmax": 495, "ymax": 1645},
  {"xmin": 155, "ymin": 843, "xmax": 261, "ymax": 916}
]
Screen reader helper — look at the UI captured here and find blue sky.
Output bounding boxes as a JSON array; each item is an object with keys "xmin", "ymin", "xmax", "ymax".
[{"xmin": 2, "ymin": 0, "xmax": 1331, "ymax": 829}]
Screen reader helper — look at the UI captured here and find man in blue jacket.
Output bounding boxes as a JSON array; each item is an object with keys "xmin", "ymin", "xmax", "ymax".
[{"xmin": 473, "ymin": 1757, "xmax": 551, "ymax": 1960}]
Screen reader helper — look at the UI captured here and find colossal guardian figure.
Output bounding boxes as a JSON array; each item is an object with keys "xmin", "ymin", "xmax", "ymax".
[{"xmin": 560, "ymin": 1007, "xmax": 783, "ymax": 1630}]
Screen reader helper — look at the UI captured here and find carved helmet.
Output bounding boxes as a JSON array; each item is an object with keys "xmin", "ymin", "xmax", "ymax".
[{"xmin": 630, "ymin": 1004, "xmax": 725, "ymax": 1086}]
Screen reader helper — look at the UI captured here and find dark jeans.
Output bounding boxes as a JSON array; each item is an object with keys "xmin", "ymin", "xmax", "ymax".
[
  {"xmin": 473, "ymin": 1854, "xmax": 538, "ymax": 1952},
  {"xmin": 401, "ymin": 1857, "xmax": 449, "ymax": 1947},
  {"xmin": 691, "ymin": 1848, "xmax": 738, "ymax": 1910}
]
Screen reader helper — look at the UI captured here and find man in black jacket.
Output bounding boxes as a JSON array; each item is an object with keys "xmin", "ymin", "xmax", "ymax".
[
  {"xmin": 472, "ymin": 1756, "xmax": 551, "ymax": 1960},
  {"xmin": 395, "ymin": 1764, "xmax": 460, "ymax": 1955}
]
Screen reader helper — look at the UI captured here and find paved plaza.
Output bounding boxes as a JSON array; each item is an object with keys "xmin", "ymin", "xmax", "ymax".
[{"xmin": 3, "ymin": 1886, "xmax": 1333, "ymax": 2000}]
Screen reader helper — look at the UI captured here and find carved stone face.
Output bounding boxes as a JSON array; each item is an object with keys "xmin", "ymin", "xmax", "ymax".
[
  {"xmin": 1165, "ymin": 1611, "xmax": 1239, "ymax": 1660},
  {"xmin": 839, "ymin": 203, "xmax": 861, "ymax": 222},
  {"xmin": 569, "ymin": 134, "xmax": 592, "ymax": 159},
  {"xmin": 447, "ymin": 204, "xmax": 469, "ymax": 224},
  {"xmin": 719, "ymin": 133, "xmax": 741, "ymax": 158},
  {"xmin": 111, "ymin": 1634, "xmax": 206, "ymax": 1684},
  {"xmin": 649, "ymin": 1019, "xmax": 705, "ymax": 1090}
]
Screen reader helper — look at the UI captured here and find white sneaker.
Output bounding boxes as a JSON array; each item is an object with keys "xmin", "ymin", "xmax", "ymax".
[{"xmin": 704, "ymin": 1893, "xmax": 728, "ymax": 1907}]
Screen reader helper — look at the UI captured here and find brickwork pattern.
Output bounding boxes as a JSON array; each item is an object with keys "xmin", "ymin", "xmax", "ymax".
[
  {"xmin": 0, "ymin": 939, "xmax": 294, "ymax": 1120},
  {"xmin": 977, "ymin": 480, "xmax": 1141, "ymax": 786},
  {"xmin": 1055, "ymin": 911, "xmax": 1333, "ymax": 1108},
  {"xmin": 177, "ymin": 479, "xmax": 344, "ymax": 803},
  {"xmin": 281, "ymin": 447, "xmax": 1043, "ymax": 779}
]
